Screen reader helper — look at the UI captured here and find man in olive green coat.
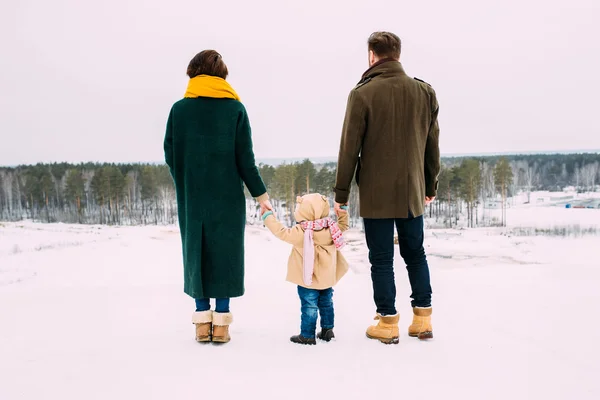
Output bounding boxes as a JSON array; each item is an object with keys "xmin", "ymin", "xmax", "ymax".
[{"xmin": 334, "ymin": 32, "xmax": 441, "ymax": 344}]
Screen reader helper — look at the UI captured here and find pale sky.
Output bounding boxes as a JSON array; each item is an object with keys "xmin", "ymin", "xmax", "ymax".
[{"xmin": 1, "ymin": 0, "xmax": 599, "ymax": 165}]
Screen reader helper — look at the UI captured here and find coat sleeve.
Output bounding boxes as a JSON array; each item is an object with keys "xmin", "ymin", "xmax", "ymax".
[
  {"xmin": 424, "ymin": 90, "xmax": 441, "ymax": 197},
  {"xmin": 164, "ymin": 106, "xmax": 174, "ymax": 174},
  {"xmin": 236, "ymin": 105, "xmax": 268, "ymax": 201},
  {"xmin": 336, "ymin": 211, "xmax": 350, "ymax": 232},
  {"xmin": 334, "ymin": 89, "xmax": 367, "ymax": 204},
  {"xmin": 264, "ymin": 215, "xmax": 305, "ymax": 246}
]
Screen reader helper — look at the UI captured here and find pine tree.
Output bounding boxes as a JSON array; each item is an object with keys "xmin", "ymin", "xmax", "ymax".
[
  {"xmin": 294, "ymin": 159, "xmax": 316, "ymax": 195},
  {"xmin": 314, "ymin": 165, "xmax": 336, "ymax": 196},
  {"xmin": 105, "ymin": 166, "xmax": 126, "ymax": 224},
  {"xmin": 457, "ymin": 159, "xmax": 482, "ymax": 228},
  {"xmin": 91, "ymin": 168, "xmax": 109, "ymax": 224},
  {"xmin": 494, "ymin": 157, "xmax": 514, "ymax": 227},
  {"xmin": 272, "ymin": 163, "xmax": 297, "ymax": 226},
  {"xmin": 65, "ymin": 169, "xmax": 86, "ymax": 223},
  {"xmin": 258, "ymin": 164, "xmax": 276, "ymax": 194},
  {"xmin": 155, "ymin": 165, "xmax": 176, "ymax": 224},
  {"xmin": 139, "ymin": 166, "xmax": 158, "ymax": 224}
]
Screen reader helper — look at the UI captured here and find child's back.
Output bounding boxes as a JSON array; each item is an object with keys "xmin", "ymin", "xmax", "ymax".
[
  {"xmin": 262, "ymin": 193, "xmax": 349, "ymax": 345},
  {"xmin": 263, "ymin": 193, "xmax": 349, "ymax": 290}
]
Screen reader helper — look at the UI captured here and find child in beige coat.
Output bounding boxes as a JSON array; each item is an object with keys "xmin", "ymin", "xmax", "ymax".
[{"xmin": 262, "ymin": 193, "xmax": 349, "ymax": 345}]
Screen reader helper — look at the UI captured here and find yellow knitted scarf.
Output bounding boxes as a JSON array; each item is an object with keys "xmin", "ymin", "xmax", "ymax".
[{"xmin": 184, "ymin": 75, "xmax": 240, "ymax": 101}]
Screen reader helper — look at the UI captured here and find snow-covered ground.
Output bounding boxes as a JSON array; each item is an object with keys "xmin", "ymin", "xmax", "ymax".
[
  {"xmin": 427, "ymin": 192, "xmax": 600, "ymax": 231},
  {"xmin": 505, "ymin": 206, "xmax": 600, "ymax": 231},
  {"xmin": 1, "ymin": 220, "xmax": 599, "ymax": 400}
]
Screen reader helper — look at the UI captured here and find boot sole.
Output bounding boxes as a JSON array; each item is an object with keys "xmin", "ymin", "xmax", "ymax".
[
  {"xmin": 317, "ymin": 334, "xmax": 335, "ymax": 342},
  {"xmin": 212, "ymin": 337, "xmax": 230, "ymax": 343},
  {"xmin": 366, "ymin": 333, "xmax": 399, "ymax": 345},
  {"xmin": 290, "ymin": 339, "xmax": 316, "ymax": 345},
  {"xmin": 409, "ymin": 332, "xmax": 433, "ymax": 340},
  {"xmin": 195, "ymin": 336, "xmax": 211, "ymax": 343}
]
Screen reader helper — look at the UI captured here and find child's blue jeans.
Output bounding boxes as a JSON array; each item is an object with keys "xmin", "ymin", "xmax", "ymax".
[
  {"xmin": 297, "ymin": 286, "xmax": 334, "ymax": 339},
  {"xmin": 195, "ymin": 298, "xmax": 230, "ymax": 313}
]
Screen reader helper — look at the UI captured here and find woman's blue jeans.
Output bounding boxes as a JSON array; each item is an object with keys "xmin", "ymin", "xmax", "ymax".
[{"xmin": 195, "ymin": 298, "xmax": 230, "ymax": 313}]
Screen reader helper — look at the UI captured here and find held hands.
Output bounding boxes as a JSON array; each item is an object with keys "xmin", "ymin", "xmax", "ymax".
[
  {"xmin": 334, "ymin": 202, "xmax": 348, "ymax": 216},
  {"xmin": 259, "ymin": 199, "xmax": 274, "ymax": 216},
  {"xmin": 425, "ymin": 196, "xmax": 436, "ymax": 206}
]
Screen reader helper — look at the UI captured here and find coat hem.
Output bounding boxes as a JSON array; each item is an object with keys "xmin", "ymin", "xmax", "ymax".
[
  {"xmin": 287, "ymin": 279, "xmax": 338, "ymax": 291},
  {"xmin": 185, "ymin": 289, "xmax": 245, "ymax": 299},
  {"xmin": 359, "ymin": 210, "xmax": 425, "ymax": 219}
]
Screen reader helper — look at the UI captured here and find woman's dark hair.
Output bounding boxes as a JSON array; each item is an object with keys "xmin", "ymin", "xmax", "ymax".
[{"xmin": 187, "ymin": 50, "xmax": 229, "ymax": 79}]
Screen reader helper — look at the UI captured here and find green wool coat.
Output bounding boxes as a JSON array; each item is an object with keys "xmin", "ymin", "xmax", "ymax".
[
  {"xmin": 164, "ymin": 98, "xmax": 267, "ymax": 299},
  {"xmin": 334, "ymin": 60, "xmax": 441, "ymax": 219}
]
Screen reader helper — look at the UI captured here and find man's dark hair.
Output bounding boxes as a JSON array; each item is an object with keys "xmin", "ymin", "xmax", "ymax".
[
  {"xmin": 187, "ymin": 50, "xmax": 229, "ymax": 79},
  {"xmin": 368, "ymin": 32, "xmax": 401, "ymax": 60}
]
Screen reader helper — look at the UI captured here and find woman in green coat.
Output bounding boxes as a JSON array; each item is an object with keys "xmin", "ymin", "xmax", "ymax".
[{"xmin": 164, "ymin": 50, "xmax": 272, "ymax": 343}]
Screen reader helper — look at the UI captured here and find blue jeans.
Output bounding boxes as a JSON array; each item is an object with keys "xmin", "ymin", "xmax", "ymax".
[
  {"xmin": 297, "ymin": 286, "xmax": 334, "ymax": 339},
  {"xmin": 195, "ymin": 298, "xmax": 230, "ymax": 313},
  {"xmin": 363, "ymin": 214, "xmax": 432, "ymax": 315}
]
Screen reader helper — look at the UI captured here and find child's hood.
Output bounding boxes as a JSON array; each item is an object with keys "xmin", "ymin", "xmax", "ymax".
[{"xmin": 294, "ymin": 193, "xmax": 330, "ymax": 222}]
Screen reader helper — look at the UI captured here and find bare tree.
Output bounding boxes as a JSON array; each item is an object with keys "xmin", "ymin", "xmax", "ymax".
[
  {"xmin": 580, "ymin": 162, "xmax": 599, "ymax": 192},
  {"xmin": 522, "ymin": 161, "xmax": 539, "ymax": 203}
]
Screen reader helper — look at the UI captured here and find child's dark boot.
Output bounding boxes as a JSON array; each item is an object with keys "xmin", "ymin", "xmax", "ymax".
[{"xmin": 290, "ymin": 334, "xmax": 317, "ymax": 345}]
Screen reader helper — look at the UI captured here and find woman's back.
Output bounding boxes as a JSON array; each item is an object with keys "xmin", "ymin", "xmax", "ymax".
[
  {"xmin": 164, "ymin": 51, "xmax": 268, "ymax": 305},
  {"xmin": 169, "ymin": 97, "xmax": 246, "ymax": 204}
]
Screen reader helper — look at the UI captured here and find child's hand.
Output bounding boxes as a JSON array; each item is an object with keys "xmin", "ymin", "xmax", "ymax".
[
  {"xmin": 336, "ymin": 204, "xmax": 348, "ymax": 216},
  {"xmin": 261, "ymin": 208, "xmax": 275, "ymax": 222}
]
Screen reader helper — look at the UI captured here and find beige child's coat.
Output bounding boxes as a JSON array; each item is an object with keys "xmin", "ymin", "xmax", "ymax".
[{"xmin": 264, "ymin": 194, "xmax": 349, "ymax": 290}]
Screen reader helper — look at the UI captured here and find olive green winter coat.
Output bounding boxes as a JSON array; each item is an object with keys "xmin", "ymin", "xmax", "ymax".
[
  {"xmin": 334, "ymin": 60, "xmax": 441, "ymax": 219},
  {"xmin": 164, "ymin": 97, "xmax": 267, "ymax": 299}
]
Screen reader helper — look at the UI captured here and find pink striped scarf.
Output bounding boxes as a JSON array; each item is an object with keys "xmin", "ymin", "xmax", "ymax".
[{"xmin": 299, "ymin": 218, "xmax": 345, "ymax": 286}]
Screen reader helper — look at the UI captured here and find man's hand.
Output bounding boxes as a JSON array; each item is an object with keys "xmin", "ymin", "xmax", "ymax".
[
  {"xmin": 425, "ymin": 196, "xmax": 436, "ymax": 206},
  {"xmin": 334, "ymin": 202, "xmax": 348, "ymax": 216}
]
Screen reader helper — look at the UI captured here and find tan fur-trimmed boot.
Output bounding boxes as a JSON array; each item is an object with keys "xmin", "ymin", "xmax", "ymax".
[
  {"xmin": 366, "ymin": 314, "xmax": 400, "ymax": 344},
  {"xmin": 212, "ymin": 312, "xmax": 233, "ymax": 343},
  {"xmin": 192, "ymin": 310, "xmax": 213, "ymax": 342},
  {"xmin": 408, "ymin": 307, "xmax": 433, "ymax": 340}
]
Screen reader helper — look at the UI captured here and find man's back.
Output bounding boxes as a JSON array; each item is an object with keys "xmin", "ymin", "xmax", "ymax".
[
  {"xmin": 335, "ymin": 31, "xmax": 437, "ymax": 344},
  {"xmin": 335, "ymin": 60, "xmax": 440, "ymax": 219}
]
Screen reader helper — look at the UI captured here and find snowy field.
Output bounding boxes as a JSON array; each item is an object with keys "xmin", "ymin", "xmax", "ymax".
[
  {"xmin": 1, "ymin": 217, "xmax": 599, "ymax": 400},
  {"xmin": 426, "ymin": 193, "xmax": 600, "ymax": 232}
]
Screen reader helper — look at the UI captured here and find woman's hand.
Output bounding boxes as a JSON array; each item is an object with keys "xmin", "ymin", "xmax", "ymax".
[{"xmin": 259, "ymin": 199, "xmax": 273, "ymax": 215}]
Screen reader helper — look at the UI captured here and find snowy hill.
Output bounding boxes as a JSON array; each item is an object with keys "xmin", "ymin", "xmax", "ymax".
[{"xmin": 0, "ymin": 222, "xmax": 598, "ymax": 399}]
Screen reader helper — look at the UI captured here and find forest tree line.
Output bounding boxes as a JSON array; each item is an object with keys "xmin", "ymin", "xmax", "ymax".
[{"xmin": 0, "ymin": 153, "xmax": 598, "ymax": 227}]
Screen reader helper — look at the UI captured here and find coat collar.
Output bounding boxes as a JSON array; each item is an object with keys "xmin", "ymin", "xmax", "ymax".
[{"xmin": 360, "ymin": 59, "xmax": 406, "ymax": 81}]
